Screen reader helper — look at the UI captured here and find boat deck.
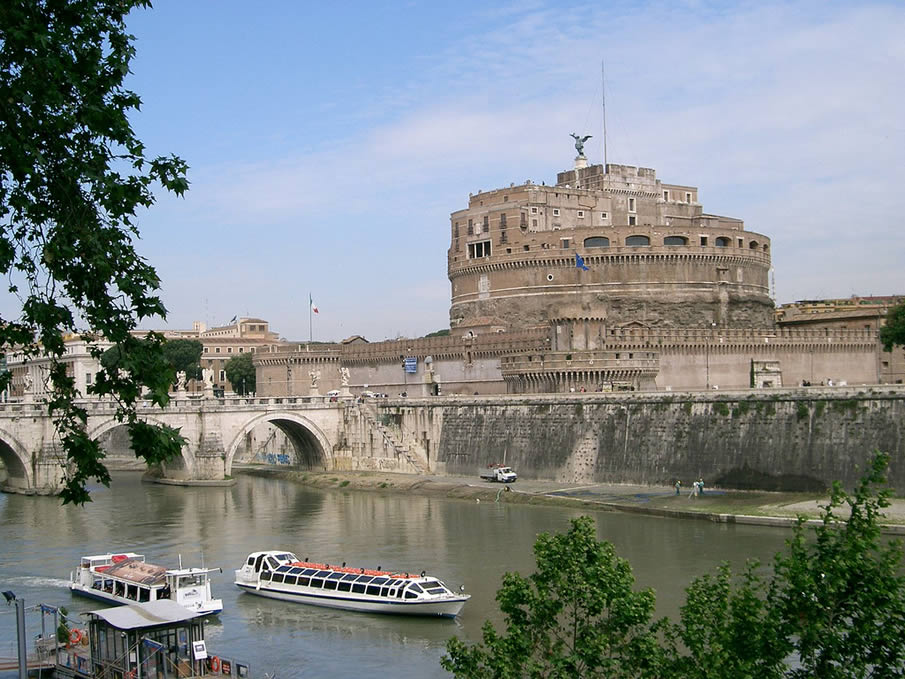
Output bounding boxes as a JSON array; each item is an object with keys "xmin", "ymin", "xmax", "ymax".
[{"xmin": 102, "ymin": 558, "xmax": 167, "ymax": 585}]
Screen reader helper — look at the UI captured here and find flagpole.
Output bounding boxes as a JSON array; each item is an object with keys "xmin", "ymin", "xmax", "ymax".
[{"xmin": 309, "ymin": 292, "xmax": 312, "ymax": 343}]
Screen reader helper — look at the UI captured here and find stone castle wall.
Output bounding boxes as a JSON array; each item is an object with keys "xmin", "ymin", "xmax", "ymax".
[{"xmin": 384, "ymin": 387, "xmax": 905, "ymax": 492}]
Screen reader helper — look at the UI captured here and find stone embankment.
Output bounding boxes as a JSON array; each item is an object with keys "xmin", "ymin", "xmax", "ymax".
[{"xmin": 237, "ymin": 467, "xmax": 905, "ymax": 535}]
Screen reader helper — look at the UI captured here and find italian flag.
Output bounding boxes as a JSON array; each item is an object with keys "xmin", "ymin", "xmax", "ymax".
[{"xmin": 310, "ymin": 294, "xmax": 319, "ymax": 314}]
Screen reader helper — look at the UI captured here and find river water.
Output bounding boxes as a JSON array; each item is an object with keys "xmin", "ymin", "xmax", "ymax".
[{"xmin": 0, "ymin": 472, "xmax": 792, "ymax": 678}]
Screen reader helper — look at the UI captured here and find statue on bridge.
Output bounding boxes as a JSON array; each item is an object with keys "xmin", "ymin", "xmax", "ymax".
[
  {"xmin": 340, "ymin": 366, "xmax": 350, "ymax": 387},
  {"xmin": 202, "ymin": 367, "xmax": 215, "ymax": 397},
  {"xmin": 309, "ymin": 369, "xmax": 320, "ymax": 388},
  {"xmin": 176, "ymin": 370, "xmax": 187, "ymax": 393}
]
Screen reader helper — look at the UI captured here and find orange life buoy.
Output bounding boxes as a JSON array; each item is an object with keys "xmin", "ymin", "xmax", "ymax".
[
  {"xmin": 210, "ymin": 655, "xmax": 220, "ymax": 673},
  {"xmin": 69, "ymin": 629, "xmax": 83, "ymax": 646}
]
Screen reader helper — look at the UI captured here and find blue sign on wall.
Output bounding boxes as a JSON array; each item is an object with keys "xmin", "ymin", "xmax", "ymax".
[{"xmin": 404, "ymin": 357, "xmax": 418, "ymax": 373}]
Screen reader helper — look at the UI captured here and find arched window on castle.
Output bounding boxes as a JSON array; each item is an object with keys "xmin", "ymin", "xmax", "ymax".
[
  {"xmin": 749, "ymin": 240, "xmax": 759, "ymax": 249},
  {"xmin": 664, "ymin": 236, "xmax": 687, "ymax": 246},
  {"xmin": 715, "ymin": 237, "xmax": 730, "ymax": 247},
  {"xmin": 625, "ymin": 235, "xmax": 650, "ymax": 246},
  {"xmin": 583, "ymin": 237, "xmax": 610, "ymax": 248}
]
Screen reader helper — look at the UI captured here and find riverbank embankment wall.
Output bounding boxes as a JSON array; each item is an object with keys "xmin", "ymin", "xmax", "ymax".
[{"xmin": 377, "ymin": 387, "xmax": 905, "ymax": 493}]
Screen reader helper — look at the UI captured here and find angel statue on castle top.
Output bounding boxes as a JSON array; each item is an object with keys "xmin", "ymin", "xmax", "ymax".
[{"xmin": 570, "ymin": 132, "xmax": 592, "ymax": 157}]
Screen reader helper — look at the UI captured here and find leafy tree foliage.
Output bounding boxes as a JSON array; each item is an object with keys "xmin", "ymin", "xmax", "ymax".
[
  {"xmin": 669, "ymin": 562, "xmax": 788, "ymax": 679},
  {"xmin": 442, "ymin": 515, "xmax": 666, "ymax": 679},
  {"xmin": 162, "ymin": 339, "xmax": 202, "ymax": 381},
  {"xmin": 444, "ymin": 452, "xmax": 905, "ymax": 679},
  {"xmin": 225, "ymin": 353, "xmax": 255, "ymax": 395},
  {"xmin": 0, "ymin": 0, "xmax": 189, "ymax": 504},
  {"xmin": 879, "ymin": 301, "xmax": 905, "ymax": 352},
  {"xmin": 772, "ymin": 451, "xmax": 905, "ymax": 678}
]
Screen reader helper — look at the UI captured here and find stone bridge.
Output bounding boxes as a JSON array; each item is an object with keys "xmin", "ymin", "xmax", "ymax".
[{"xmin": 0, "ymin": 394, "xmax": 424, "ymax": 496}]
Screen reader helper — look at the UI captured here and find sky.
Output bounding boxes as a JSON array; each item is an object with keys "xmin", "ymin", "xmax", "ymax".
[{"xmin": 107, "ymin": 1, "xmax": 905, "ymax": 341}]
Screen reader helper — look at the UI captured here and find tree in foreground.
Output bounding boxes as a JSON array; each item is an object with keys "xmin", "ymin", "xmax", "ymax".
[
  {"xmin": 0, "ymin": 1, "xmax": 189, "ymax": 503},
  {"xmin": 772, "ymin": 451, "xmax": 905, "ymax": 678},
  {"xmin": 441, "ymin": 515, "xmax": 666, "ymax": 679},
  {"xmin": 879, "ymin": 301, "xmax": 905, "ymax": 352},
  {"xmin": 225, "ymin": 353, "xmax": 255, "ymax": 395},
  {"xmin": 444, "ymin": 451, "xmax": 905, "ymax": 679}
]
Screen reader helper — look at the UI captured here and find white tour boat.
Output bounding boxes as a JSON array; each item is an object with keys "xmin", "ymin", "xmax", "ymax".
[
  {"xmin": 235, "ymin": 550, "xmax": 470, "ymax": 618},
  {"xmin": 70, "ymin": 552, "xmax": 223, "ymax": 616}
]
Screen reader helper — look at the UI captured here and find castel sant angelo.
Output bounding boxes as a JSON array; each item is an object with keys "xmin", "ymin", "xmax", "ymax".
[{"xmin": 255, "ymin": 144, "xmax": 898, "ymax": 397}]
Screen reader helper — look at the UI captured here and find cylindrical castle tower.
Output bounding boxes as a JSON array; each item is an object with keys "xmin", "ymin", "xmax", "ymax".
[{"xmin": 448, "ymin": 163, "xmax": 773, "ymax": 336}]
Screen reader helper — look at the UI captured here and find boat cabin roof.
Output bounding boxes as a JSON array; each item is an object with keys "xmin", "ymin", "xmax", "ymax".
[
  {"xmin": 103, "ymin": 558, "xmax": 167, "ymax": 585},
  {"xmin": 84, "ymin": 600, "xmax": 203, "ymax": 630}
]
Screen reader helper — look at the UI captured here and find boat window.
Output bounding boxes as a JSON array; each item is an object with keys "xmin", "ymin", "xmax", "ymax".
[
  {"xmin": 296, "ymin": 577, "xmax": 309, "ymax": 586},
  {"xmin": 315, "ymin": 570, "xmax": 331, "ymax": 578},
  {"xmin": 266, "ymin": 557, "xmax": 280, "ymax": 570},
  {"xmin": 178, "ymin": 575, "xmax": 205, "ymax": 588},
  {"xmin": 405, "ymin": 591, "xmax": 418, "ymax": 599},
  {"xmin": 397, "ymin": 588, "xmax": 405, "ymax": 598},
  {"xmin": 427, "ymin": 587, "xmax": 447, "ymax": 595},
  {"xmin": 323, "ymin": 580, "xmax": 338, "ymax": 591},
  {"xmin": 371, "ymin": 577, "xmax": 390, "ymax": 586},
  {"xmin": 271, "ymin": 574, "xmax": 285, "ymax": 584},
  {"xmin": 366, "ymin": 585, "xmax": 382, "ymax": 596},
  {"xmin": 357, "ymin": 576, "xmax": 374, "ymax": 584},
  {"xmin": 327, "ymin": 572, "xmax": 343, "ymax": 580},
  {"xmin": 246, "ymin": 557, "xmax": 255, "ymax": 567},
  {"xmin": 276, "ymin": 565, "xmax": 290, "ymax": 573},
  {"xmin": 301, "ymin": 568, "xmax": 317, "ymax": 576},
  {"xmin": 276, "ymin": 553, "xmax": 295, "ymax": 562},
  {"xmin": 351, "ymin": 584, "xmax": 367, "ymax": 594},
  {"xmin": 409, "ymin": 583, "xmax": 424, "ymax": 594},
  {"xmin": 139, "ymin": 587, "xmax": 150, "ymax": 602},
  {"xmin": 310, "ymin": 578, "xmax": 324, "ymax": 588},
  {"xmin": 253, "ymin": 555, "xmax": 264, "ymax": 572},
  {"xmin": 337, "ymin": 582, "xmax": 352, "ymax": 592},
  {"xmin": 341, "ymin": 573, "xmax": 358, "ymax": 581},
  {"xmin": 283, "ymin": 576, "xmax": 298, "ymax": 586}
]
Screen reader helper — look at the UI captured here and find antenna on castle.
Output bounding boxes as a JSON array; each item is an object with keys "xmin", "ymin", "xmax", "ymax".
[{"xmin": 601, "ymin": 59, "xmax": 608, "ymax": 172}]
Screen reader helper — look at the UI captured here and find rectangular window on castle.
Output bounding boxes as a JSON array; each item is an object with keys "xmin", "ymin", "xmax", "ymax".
[
  {"xmin": 532, "ymin": 219, "xmax": 538, "ymax": 227},
  {"xmin": 577, "ymin": 211, "xmax": 584, "ymax": 218},
  {"xmin": 663, "ymin": 191, "xmax": 669, "ymax": 201},
  {"xmin": 553, "ymin": 209, "xmax": 560, "ymax": 216},
  {"xmin": 483, "ymin": 215, "xmax": 489, "ymax": 228},
  {"xmin": 628, "ymin": 197, "xmax": 636, "ymax": 212},
  {"xmin": 531, "ymin": 207, "xmax": 538, "ymax": 214},
  {"xmin": 219, "ymin": 370, "xmax": 225, "ymax": 381},
  {"xmin": 467, "ymin": 240, "xmax": 492, "ymax": 259},
  {"xmin": 686, "ymin": 192, "xmax": 692, "ymax": 203},
  {"xmin": 467, "ymin": 219, "xmax": 473, "ymax": 235},
  {"xmin": 601, "ymin": 212, "xmax": 608, "ymax": 220},
  {"xmin": 500, "ymin": 213, "xmax": 507, "ymax": 227},
  {"xmin": 628, "ymin": 215, "xmax": 637, "ymax": 226}
]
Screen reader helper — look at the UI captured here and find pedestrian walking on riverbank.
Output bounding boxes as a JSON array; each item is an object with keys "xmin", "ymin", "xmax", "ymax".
[
  {"xmin": 675, "ymin": 480, "xmax": 681, "ymax": 495},
  {"xmin": 698, "ymin": 478, "xmax": 705, "ymax": 496},
  {"xmin": 689, "ymin": 481, "xmax": 699, "ymax": 499}
]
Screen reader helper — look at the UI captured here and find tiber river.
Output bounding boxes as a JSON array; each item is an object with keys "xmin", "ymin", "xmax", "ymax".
[{"xmin": 0, "ymin": 472, "xmax": 792, "ymax": 678}]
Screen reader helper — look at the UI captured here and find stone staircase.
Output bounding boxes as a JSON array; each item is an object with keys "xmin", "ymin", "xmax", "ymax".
[{"xmin": 358, "ymin": 402, "xmax": 427, "ymax": 473}]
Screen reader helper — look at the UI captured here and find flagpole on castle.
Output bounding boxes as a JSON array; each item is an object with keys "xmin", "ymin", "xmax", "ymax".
[{"xmin": 309, "ymin": 292, "xmax": 312, "ymax": 344}]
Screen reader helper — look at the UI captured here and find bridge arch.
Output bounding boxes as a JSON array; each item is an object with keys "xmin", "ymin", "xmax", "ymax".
[
  {"xmin": 0, "ymin": 429, "xmax": 33, "ymax": 490},
  {"xmin": 224, "ymin": 412, "xmax": 332, "ymax": 475},
  {"xmin": 87, "ymin": 415, "xmax": 195, "ymax": 475}
]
